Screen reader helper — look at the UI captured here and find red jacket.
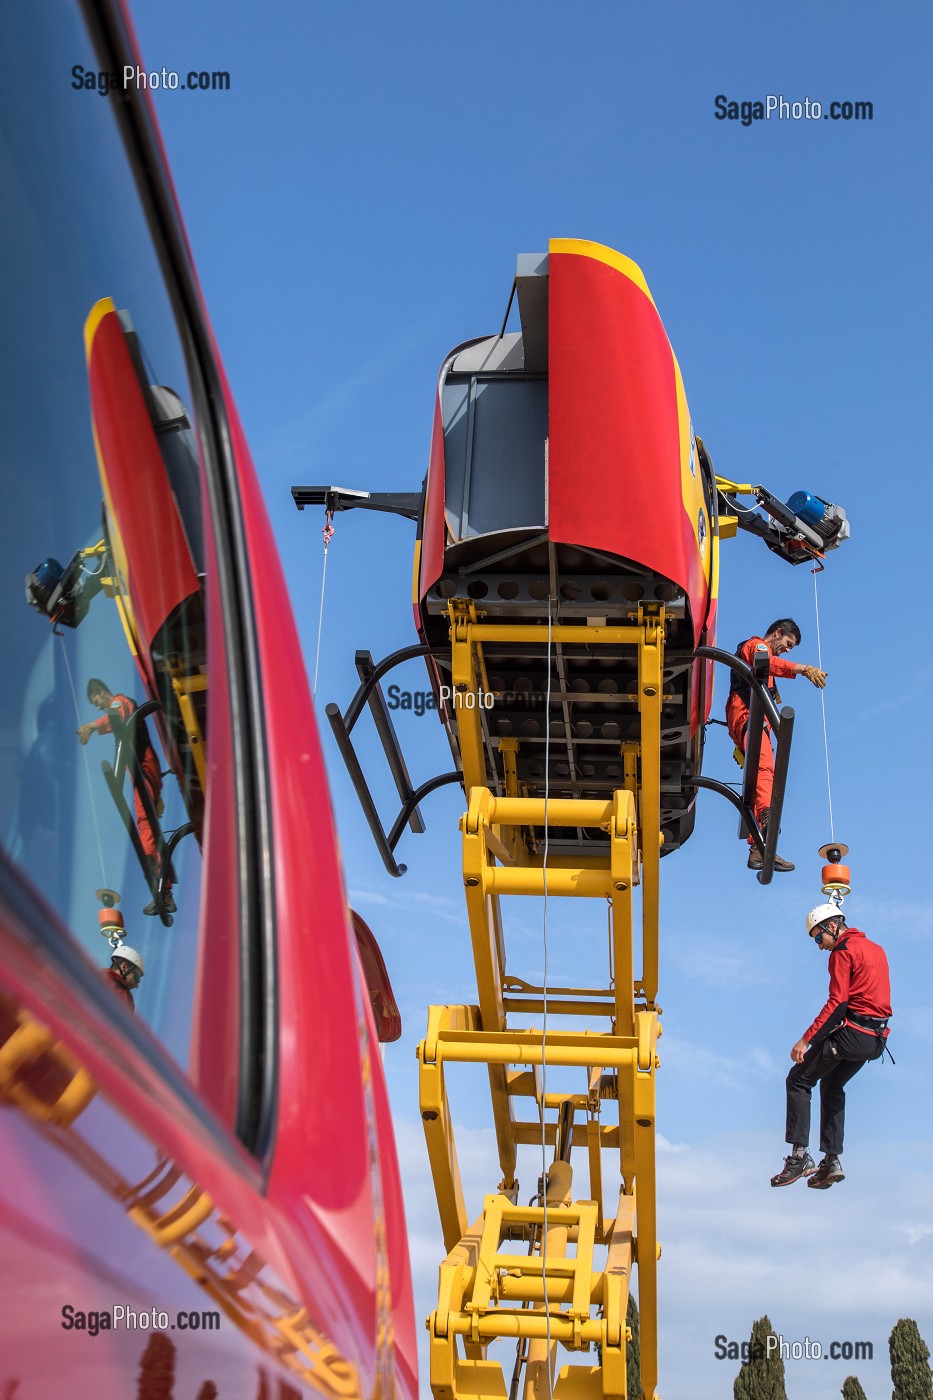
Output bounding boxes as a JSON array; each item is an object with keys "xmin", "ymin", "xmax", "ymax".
[
  {"xmin": 803, "ymin": 927, "xmax": 892, "ymax": 1043},
  {"xmin": 100, "ymin": 966, "xmax": 136, "ymax": 1013}
]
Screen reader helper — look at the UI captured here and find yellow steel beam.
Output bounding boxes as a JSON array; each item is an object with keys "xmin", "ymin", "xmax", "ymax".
[
  {"xmin": 449, "ymin": 600, "xmax": 488, "ymax": 795},
  {"xmin": 512, "ymin": 1124, "xmax": 619, "ymax": 1150},
  {"xmin": 419, "ymin": 1005, "xmax": 474, "ymax": 1252},
  {"xmin": 522, "ymin": 1160, "xmax": 575, "ymax": 1400},
  {"xmin": 632, "ymin": 1023, "xmax": 659, "ymax": 1400},
  {"xmin": 609, "ymin": 790, "xmax": 636, "ymax": 1037},
  {"xmin": 481, "ymin": 796, "xmax": 613, "ymax": 828},
  {"xmin": 426, "ymin": 605, "xmax": 669, "ymax": 1400},
  {"xmin": 482, "ymin": 867, "xmax": 612, "ymax": 898},
  {"xmin": 467, "ymin": 624, "xmax": 642, "ymax": 646},
  {"xmin": 426, "ymin": 1027, "xmax": 639, "ymax": 1070},
  {"xmin": 167, "ymin": 656, "xmax": 207, "ymax": 792},
  {"xmin": 504, "ymin": 998, "xmax": 615, "ymax": 1018},
  {"xmin": 499, "ymin": 737, "xmax": 521, "ymax": 797},
  {"xmin": 636, "ymin": 606, "xmax": 664, "ymax": 1007},
  {"xmin": 461, "ymin": 802, "xmax": 506, "ymax": 1030},
  {"xmin": 487, "ymin": 1058, "xmax": 518, "ymax": 1196}
]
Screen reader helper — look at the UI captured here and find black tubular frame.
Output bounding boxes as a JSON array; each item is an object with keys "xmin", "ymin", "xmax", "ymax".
[
  {"xmin": 694, "ymin": 645, "xmax": 795, "ymax": 886},
  {"xmin": 325, "ymin": 644, "xmax": 460, "ymax": 877}
]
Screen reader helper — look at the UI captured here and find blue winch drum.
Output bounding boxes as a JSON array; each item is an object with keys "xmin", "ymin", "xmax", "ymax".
[{"xmin": 786, "ymin": 490, "xmax": 826, "ymax": 530}]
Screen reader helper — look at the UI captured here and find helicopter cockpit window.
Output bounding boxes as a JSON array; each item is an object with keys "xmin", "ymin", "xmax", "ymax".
[{"xmin": 0, "ymin": 7, "xmax": 222, "ymax": 1071}]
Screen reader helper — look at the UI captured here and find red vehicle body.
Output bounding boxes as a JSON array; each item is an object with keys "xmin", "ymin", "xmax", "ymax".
[{"xmin": 0, "ymin": 2, "xmax": 416, "ymax": 1395}]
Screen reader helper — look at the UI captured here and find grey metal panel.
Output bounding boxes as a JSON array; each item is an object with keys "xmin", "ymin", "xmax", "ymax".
[
  {"xmin": 449, "ymin": 333, "xmax": 524, "ymax": 374},
  {"xmin": 515, "ymin": 252, "xmax": 548, "ymax": 372},
  {"xmin": 442, "ymin": 376, "xmax": 547, "ymax": 540},
  {"xmin": 441, "ymin": 380, "xmax": 470, "ymax": 538}
]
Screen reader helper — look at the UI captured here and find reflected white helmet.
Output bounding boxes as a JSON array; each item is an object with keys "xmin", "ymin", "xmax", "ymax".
[
  {"xmin": 112, "ymin": 945, "xmax": 144, "ymax": 977},
  {"xmin": 805, "ymin": 903, "xmax": 841, "ymax": 936}
]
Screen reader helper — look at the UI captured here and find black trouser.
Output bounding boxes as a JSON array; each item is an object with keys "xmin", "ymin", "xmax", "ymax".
[{"xmin": 785, "ymin": 1025, "xmax": 884, "ymax": 1155}]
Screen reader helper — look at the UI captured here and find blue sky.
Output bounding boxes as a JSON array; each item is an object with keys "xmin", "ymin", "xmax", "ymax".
[{"xmin": 134, "ymin": 3, "xmax": 933, "ymax": 1396}]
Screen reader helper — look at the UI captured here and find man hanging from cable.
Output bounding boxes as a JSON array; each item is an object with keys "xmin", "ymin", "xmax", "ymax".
[
  {"xmin": 726, "ymin": 618, "xmax": 827, "ymax": 872},
  {"xmin": 771, "ymin": 903, "xmax": 892, "ymax": 1189},
  {"xmin": 100, "ymin": 945, "xmax": 145, "ymax": 1013},
  {"xmin": 76, "ymin": 678, "xmax": 175, "ymax": 915}
]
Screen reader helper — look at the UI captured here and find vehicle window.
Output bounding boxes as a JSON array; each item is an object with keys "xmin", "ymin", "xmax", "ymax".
[{"xmin": 0, "ymin": 6, "xmax": 222, "ymax": 1071}]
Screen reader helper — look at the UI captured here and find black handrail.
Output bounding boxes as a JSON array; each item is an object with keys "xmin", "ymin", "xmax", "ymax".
[
  {"xmin": 325, "ymin": 643, "xmax": 458, "ymax": 877},
  {"xmin": 692, "ymin": 646, "xmax": 796, "ymax": 887}
]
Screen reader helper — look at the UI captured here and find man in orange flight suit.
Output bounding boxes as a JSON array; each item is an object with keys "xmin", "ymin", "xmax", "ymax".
[
  {"xmin": 725, "ymin": 618, "xmax": 827, "ymax": 872},
  {"xmin": 726, "ymin": 619, "xmax": 828, "ymax": 871},
  {"xmin": 77, "ymin": 678, "xmax": 175, "ymax": 915}
]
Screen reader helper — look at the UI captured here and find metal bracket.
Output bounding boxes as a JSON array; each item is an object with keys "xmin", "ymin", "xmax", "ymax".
[{"xmin": 291, "ymin": 485, "xmax": 423, "ymax": 522}]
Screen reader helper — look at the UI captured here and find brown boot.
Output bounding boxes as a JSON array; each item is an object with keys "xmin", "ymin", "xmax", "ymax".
[{"xmin": 747, "ymin": 847, "xmax": 795, "ymax": 873}]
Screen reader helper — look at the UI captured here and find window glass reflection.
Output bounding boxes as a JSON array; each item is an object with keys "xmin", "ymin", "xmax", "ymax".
[{"xmin": 0, "ymin": 6, "xmax": 217, "ymax": 1069}]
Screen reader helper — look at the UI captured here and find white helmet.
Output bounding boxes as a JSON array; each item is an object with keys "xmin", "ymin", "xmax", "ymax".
[
  {"xmin": 112, "ymin": 945, "xmax": 144, "ymax": 977},
  {"xmin": 805, "ymin": 903, "xmax": 841, "ymax": 936}
]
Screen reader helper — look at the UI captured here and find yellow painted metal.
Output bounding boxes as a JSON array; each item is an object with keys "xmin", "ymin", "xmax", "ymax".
[
  {"xmin": 424, "ymin": 602, "xmax": 670, "ymax": 1399},
  {"xmin": 482, "ymin": 796, "xmax": 613, "ymax": 828},
  {"xmin": 425, "ymin": 1026, "xmax": 639, "ymax": 1070},
  {"xmin": 449, "ymin": 600, "xmax": 488, "ymax": 796},
  {"xmin": 522, "ymin": 1160, "xmax": 574, "ymax": 1400},
  {"xmin": 467, "ymin": 623, "xmax": 643, "ymax": 647},
  {"xmin": 637, "ymin": 606, "xmax": 664, "ymax": 1008},
  {"xmin": 715, "ymin": 474, "xmax": 754, "ymax": 494},
  {"xmin": 167, "ymin": 657, "xmax": 208, "ymax": 791},
  {"xmin": 419, "ymin": 1006, "xmax": 474, "ymax": 1252}
]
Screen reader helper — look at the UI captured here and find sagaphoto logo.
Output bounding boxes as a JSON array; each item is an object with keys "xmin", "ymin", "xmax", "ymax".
[
  {"xmin": 713, "ymin": 94, "xmax": 873, "ymax": 127},
  {"xmin": 387, "ymin": 685, "xmax": 496, "ymax": 717},
  {"xmin": 71, "ymin": 64, "xmax": 231, "ymax": 95}
]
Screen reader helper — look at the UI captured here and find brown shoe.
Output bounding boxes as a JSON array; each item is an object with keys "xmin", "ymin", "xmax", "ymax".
[{"xmin": 747, "ymin": 848, "xmax": 796, "ymax": 873}]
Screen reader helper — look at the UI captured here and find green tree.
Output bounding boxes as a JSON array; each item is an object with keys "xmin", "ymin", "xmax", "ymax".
[
  {"xmin": 136, "ymin": 1332, "xmax": 176, "ymax": 1400},
  {"xmin": 891, "ymin": 1319, "xmax": 933, "ymax": 1400},
  {"xmin": 842, "ymin": 1378, "xmax": 868, "ymax": 1399},
  {"xmin": 734, "ymin": 1316, "xmax": 787, "ymax": 1400},
  {"xmin": 626, "ymin": 1293, "xmax": 641, "ymax": 1400}
]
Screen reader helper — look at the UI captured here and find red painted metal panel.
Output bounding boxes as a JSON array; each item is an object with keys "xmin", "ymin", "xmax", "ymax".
[
  {"xmin": 417, "ymin": 393, "xmax": 447, "ymax": 617},
  {"xmin": 221, "ymin": 363, "xmax": 418, "ymax": 1397},
  {"xmin": 86, "ymin": 306, "xmax": 200, "ymax": 660},
  {"xmin": 548, "ymin": 249, "xmax": 708, "ymax": 638}
]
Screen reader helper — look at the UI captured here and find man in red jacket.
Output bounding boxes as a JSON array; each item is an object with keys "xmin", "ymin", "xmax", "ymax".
[
  {"xmin": 771, "ymin": 904, "xmax": 892, "ymax": 1189},
  {"xmin": 726, "ymin": 619, "xmax": 827, "ymax": 872},
  {"xmin": 99, "ymin": 945, "xmax": 144, "ymax": 1013}
]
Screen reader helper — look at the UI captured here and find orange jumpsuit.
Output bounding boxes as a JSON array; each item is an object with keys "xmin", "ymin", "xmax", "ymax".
[
  {"xmin": 725, "ymin": 638, "xmax": 799, "ymax": 842},
  {"xmin": 92, "ymin": 694, "xmax": 162, "ymax": 859}
]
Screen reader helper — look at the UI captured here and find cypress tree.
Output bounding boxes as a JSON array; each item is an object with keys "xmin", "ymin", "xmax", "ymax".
[
  {"xmin": 891, "ymin": 1319, "xmax": 933, "ymax": 1399},
  {"xmin": 734, "ymin": 1316, "xmax": 787, "ymax": 1400},
  {"xmin": 841, "ymin": 1379, "xmax": 868, "ymax": 1399},
  {"xmin": 626, "ymin": 1293, "xmax": 641, "ymax": 1400},
  {"xmin": 136, "ymin": 1333, "xmax": 176, "ymax": 1400}
]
